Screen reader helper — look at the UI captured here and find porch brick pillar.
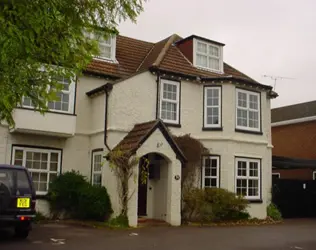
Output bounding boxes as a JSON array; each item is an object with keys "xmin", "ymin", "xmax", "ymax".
[{"xmin": 166, "ymin": 159, "xmax": 181, "ymax": 226}]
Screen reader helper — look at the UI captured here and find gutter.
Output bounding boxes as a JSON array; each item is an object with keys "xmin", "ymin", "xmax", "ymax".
[{"xmin": 272, "ymin": 115, "xmax": 316, "ymax": 127}]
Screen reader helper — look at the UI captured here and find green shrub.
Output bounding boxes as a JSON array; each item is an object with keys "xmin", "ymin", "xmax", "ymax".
[
  {"xmin": 267, "ymin": 203, "xmax": 282, "ymax": 221},
  {"xmin": 183, "ymin": 187, "xmax": 249, "ymax": 223},
  {"xmin": 47, "ymin": 171, "xmax": 113, "ymax": 221},
  {"xmin": 76, "ymin": 185, "xmax": 113, "ymax": 221},
  {"xmin": 48, "ymin": 171, "xmax": 87, "ymax": 217}
]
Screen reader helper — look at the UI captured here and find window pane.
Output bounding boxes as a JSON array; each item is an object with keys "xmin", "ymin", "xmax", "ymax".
[
  {"xmin": 204, "ymin": 178, "xmax": 210, "ymax": 187},
  {"xmin": 237, "ymin": 161, "xmax": 247, "ymax": 176},
  {"xmin": 237, "ymin": 109, "xmax": 248, "ymax": 127},
  {"xmin": 93, "ymin": 174, "xmax": 102, "ymax": 186},
  {"xmin": 249, "ymin": 162, "xmax": 258, "ymax": 177},
  {"xmin": 211, "ymin": 168, "xmax": 217, "ymax": 177},
  {"xmin": 50, "ymin": 162, "xmax": 58, "ymax": 172},
  {"xmin": 209, "ymin": 57, "xmax": 219, "ymax": 70},
  {"xmin": 197, "ymin": 42, "xmax": 207, "ymax": 53},
  {"xmin": 204, "ymin": 158, "xmax": 211, "ymax": 168},
  {"xmin": 197, "ymin": 54, "xmax": 207, "ymax": 67},
  {"xmin": 248, "ymin": 179, "xmax": 259, "ymax": 196},
  {"xmin": 205, "ymin": 167, "xmax": 211, "ymax": 177},
  {"xmin": 237, "ymin": 92, "xmax": 247, "ymax": 107},
  {"xmin": 236, "ymin": 179, "xmax": 247, "ymax": 196},
  {"xmin": 249, "ymin": 94, "xmax": 258, "ymax": 110},
  {"xmin": 99, "ymin": 45, "xmax": 111, "ymax": 58},
  {"xmin": 249, "ymin": 111, "xmax": 259, "ymax": 128},
  {"xmin": 206, "ymin": 88, "xmax": 219, "ymax": 106},
  {"xmin": 211, "ymin": 159, "xmax": 217, "ymax": 168},
  {"xmin": 209, "ymin": 45, "xmax": 219, "ymax": 57},
  {"xmin": 14, "ymin": 150, "xmax": 24, "ymax": 166},
  {"xmin": 210, "ymin": 178, "xmax": 217, "ymax": 187},
  {"xmin": 207, "ymin": 107, "xmax": 219, "ymax": 125}
]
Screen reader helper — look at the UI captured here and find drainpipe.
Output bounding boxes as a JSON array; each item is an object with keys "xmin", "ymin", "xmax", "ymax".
[
  {"xmin": 155, "ymin": 71, "xmax": 160, "ymax": 119},
  {"xmin": 103, "ymin": 83, "xmax": 113, "ymax": 152}
]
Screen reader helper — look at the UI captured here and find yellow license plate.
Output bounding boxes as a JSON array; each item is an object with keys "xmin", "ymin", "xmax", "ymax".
[{"xmin": 17, "ymin": 198, "xmax": 30, "ymax": 208}]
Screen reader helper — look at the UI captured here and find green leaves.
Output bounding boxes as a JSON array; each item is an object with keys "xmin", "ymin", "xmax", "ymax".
[{"xmin": 0, "ymin": 0, "xmax": 145, "ymax": 126}]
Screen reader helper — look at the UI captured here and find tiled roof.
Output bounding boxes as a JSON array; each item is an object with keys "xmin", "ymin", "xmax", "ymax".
[
  {"xmin": 84, "ymin": 33, "xmax": 268, "ymax": 88},
  {"xmin": 271, "ymin": 100, "xmax": 316, "ymax": 123},
  {"xmin": 86, "ymin": 35, "xmax": 154, "ymax": 78},
  {"xmin": 110, "ymin": 120, "xmax": 186, "ymax": 163}
]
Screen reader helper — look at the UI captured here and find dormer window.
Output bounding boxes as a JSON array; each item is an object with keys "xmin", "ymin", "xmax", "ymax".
[
  {"xmin": 85, "ymin": 32, "xmax": 116, "ymax": 61},
  {"xmin": 193, "ymin": 39, "xmax": 223, "ymax": 73}
]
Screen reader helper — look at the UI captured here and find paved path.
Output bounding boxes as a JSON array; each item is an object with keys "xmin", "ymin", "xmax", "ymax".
[{"xmin": 1, "ymin": 219, "xmax": 316, "ymax": 250}]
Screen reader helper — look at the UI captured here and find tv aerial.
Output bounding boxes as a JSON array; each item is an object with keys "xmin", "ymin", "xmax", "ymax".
[{"xmin": 262, "ymin": 75, "xmax": 295, "ymax": 91}]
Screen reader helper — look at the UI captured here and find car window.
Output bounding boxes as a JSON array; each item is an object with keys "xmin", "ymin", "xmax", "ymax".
[
  {"xmin": 16, "ymin": 170, "xmax": 32, "ymax": 195},
  {"xmin": 0, "ymin": 169, "xmax": 14, "ymax": 194}
]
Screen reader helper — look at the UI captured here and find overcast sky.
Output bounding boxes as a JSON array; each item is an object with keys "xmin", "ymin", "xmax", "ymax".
[{"xmin": 119, "ymin": 0, "xmax": 316, "ymax": 108}]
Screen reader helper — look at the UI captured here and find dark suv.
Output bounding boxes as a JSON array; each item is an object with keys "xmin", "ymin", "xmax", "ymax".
[{"xmin": 0, "ymin": 164, "xmax": 36, "ymax": 238}]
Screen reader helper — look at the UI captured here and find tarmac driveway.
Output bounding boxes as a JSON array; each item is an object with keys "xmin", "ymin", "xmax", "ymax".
[{"xmin": 1, "ymin": 219, "xmax": 316, "ymax": 250}]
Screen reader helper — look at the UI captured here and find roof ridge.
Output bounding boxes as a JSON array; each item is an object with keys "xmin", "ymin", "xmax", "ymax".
[
  {"xmin": 136, "ymin": 43, "xmax": 156, "ymax": 72},
  {"xmin": 152, "ymin": 34, "xmax": 179, "ymax": 67}
]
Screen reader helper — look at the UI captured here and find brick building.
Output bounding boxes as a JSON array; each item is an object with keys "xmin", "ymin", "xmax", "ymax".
[{"xmin": 272, "ymin": 101, "xmax": 316, "ymax": 180}]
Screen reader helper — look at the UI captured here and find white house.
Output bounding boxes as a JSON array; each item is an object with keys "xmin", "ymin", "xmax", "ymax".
[{"xmin": 0, "ymin": 33, "xmax": 277, "ymax": 227}]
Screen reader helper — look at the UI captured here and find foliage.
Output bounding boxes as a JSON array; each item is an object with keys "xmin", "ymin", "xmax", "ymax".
[
  {"xmin": 172, "ymin": 134, "xmax": 209, "ymax": 215},
  {"xmin": 267, "ymin": 203, "xmax": 282, "ymax": 221},
  {"xmin": 34, "ymin": 211, "xmax": 48, "ymax": 223},
  {"xmin": 0, "ymin": 0, "xmax": 145, "ymax": 126},
  {"xmin": 182, "ymin": 188, "xmax": 249, "ymax": 223},
  {"xmin": 48, "ymin": 170, "xmax": 87, "ymax": 217},
  {"xmin": 76, "ymin": 184, "xmax": 113, "ymax": 221},
  {"xmin": 107, "ymin": 214, "xmax": 129, "ymax": 228},
  {"xmin": 108, "ymin": 148, "xmax": 149, "ymax": 219},
  {"xmin": 48, "ymin": 171, "xmax": 112, "ymax": 221}
]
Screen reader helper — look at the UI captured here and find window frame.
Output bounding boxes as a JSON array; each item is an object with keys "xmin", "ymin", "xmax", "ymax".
[
  {"xmin": 91, "ymin": 150, "xmax": 103, "ymax": 186},
  {"xmin": 11, "ymin": 146, "xmax": 62, "ymax": 196},
  {"xmin": 85, "ymin": 32, "xmax": 116, "ymax": 62},
  {"xmin": 159, "ymin": 79, "xmax": 180, "ymax": 125},
  {"xmin": 235, "ymin": 157, "xmax": 261, "ymax": 200},
  {"xmin": 313, "ymin": 171, "xmax": 316, "ymax": 180},
  {"xmin": 202, "ymin": 155, "xmax": 220, "ymax": 188},
  {"xmin": 193, "ymin": 38, "xmax": 223, "ymax": 73},
  {"xmin": 235, "ymin": 88, "xmax": 261, "ymax": 132},
  {"xmin": 203, "ymin": 86, "xmax": 222, "ymax": 129},
  {"xmin": 22, "ymin": 76, "xmax": 76, "ymax": 115}
]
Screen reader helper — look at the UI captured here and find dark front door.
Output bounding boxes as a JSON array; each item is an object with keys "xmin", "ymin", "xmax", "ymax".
[
  {"xmin": 137, "ymin": 159, "xmax": 148, "ymax": 216},
  {"xmin": 272, "ymin": 179, "xmax": 316, "ymax": 218}
]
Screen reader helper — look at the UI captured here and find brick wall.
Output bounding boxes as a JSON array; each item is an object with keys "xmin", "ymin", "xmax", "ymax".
[
  {"xmin": 273, "ymin": 168, "xmax": 315, "ymax": 180},
  {"xmin": 272, "ymin": 120, "xmax": 316, "ymax": 159}
]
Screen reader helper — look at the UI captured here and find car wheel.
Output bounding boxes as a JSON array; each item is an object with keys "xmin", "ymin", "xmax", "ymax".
[{"xmin": 15, "ymin": 227, "xmax": 29, "ymax": 239}]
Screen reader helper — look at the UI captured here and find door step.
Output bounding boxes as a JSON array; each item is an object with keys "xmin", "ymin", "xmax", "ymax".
[{"xmin": 138, "ymin": 217, "xmax": 170, "ymax": 227}]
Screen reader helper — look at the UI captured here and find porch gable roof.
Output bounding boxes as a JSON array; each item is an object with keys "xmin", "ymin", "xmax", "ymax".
[{"xmin": 111, "ymin": 119, "xmax": 187, "ymax": 164}]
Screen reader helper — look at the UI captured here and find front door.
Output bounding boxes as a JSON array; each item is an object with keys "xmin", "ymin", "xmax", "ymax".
[{"xmin": 137, "ymin": 159, "xmax": 147, "ymax": 216}]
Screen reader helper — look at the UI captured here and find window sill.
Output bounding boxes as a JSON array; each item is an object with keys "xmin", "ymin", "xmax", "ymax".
[
  {"xmin": 248, "ymin": 199, "xmax": 263, "ymax": 204},
  {"xmin": 235, "ymin": 129, "xmax": 263, "ymax": 135},
  {"xmin": 202, "ymin": 127, "xmax": 223, "ymax": 131},
  {"xmin": 17, "ymin": 107, "xmax": 77, "ymax": 116},
  {"xmin": 164, "ymin": 123, "xmax": 181, "ymax": 128}
]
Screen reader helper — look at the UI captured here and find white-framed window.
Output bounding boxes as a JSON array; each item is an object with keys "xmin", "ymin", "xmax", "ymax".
[
  {"xmin": 236, "ymin": 89, "xmax": 261, "ymax": 132},
  {"xmin": 202, "ymin": 156, "xmax": 220, "ymax": 188},
  {"xmin": 313, "ymin": 171, "xmax": 316, "ymax": 180},
  {"xmin": 22, "ymin": 76, "xmax": 76, "ymax": 114},
  {"xmin": 193, "ymin": 39, "xmax": 223, "ymax": 73},
  {"xmin": 85, "ymin": 32, "xmax": 116, "ymax": 61},
  {"xmin": 12, "ymin": 146, "xmax": 62, "ymax": 195},
  {"xmin": 204, "ymin": 86, "xmax": 221, "ymax": 128},
  {"xmin": 272, "ymin": 173, "xmax": 281, "ymax": 180},
  {"xmin": 235, "ymin": 157, "xmax": 261, "ymax": 200},
  {"xmin": 91, "ymin": 151, "xmax": 103, "ymax": 186},
  {"xmin": 159, "ymin": 79, "xmax": 180, "ymax": 124}
]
